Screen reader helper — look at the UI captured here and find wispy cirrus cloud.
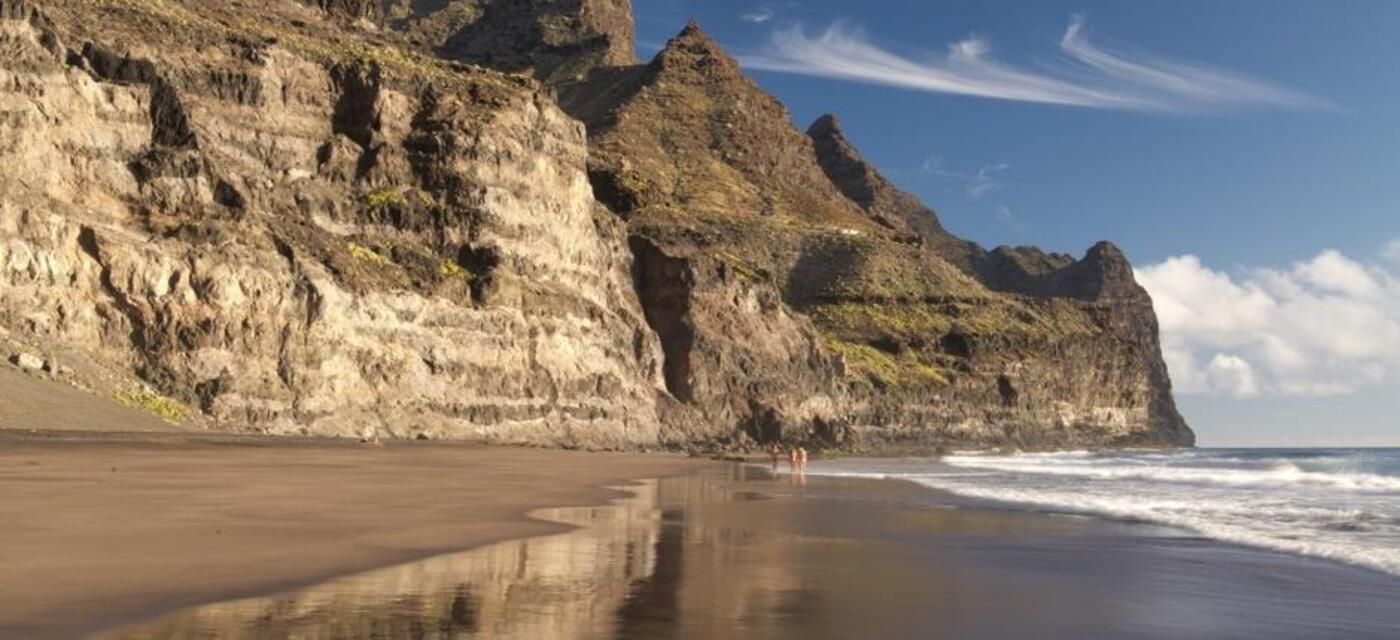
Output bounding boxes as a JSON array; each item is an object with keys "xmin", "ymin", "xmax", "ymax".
[
  {"xmin": 920, "ymin": 157, "xmax": 1009, "ymax": 198},
  {"xmin": 740, "ymin": 7, "xmax": 775, "ymax": 24},
  {"xmin": 739, "ymin": 16, "xmax": 1330, "ymax": 112}
]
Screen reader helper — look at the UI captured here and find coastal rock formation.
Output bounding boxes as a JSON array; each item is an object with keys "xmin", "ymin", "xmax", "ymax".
[
  {"xmin": 807, "ymin": 114, "xmax": 985, "ymax": 274},
  {"xmin": 548, "ymin": 21, "xmax": 1192, "ymax": 449},
  {"xmin": 806, "ymin": 115, "xmax": 1190, "ymax": 447},
  {"xmin": 357, "ymin": 0, "xmax": 637, "ymax": 85},
  {"xmin": 0, "ymin": 0, "xmax": 1192, "ymax": 449},
  {"xmin": 0, "ymin": 0, "xmax": 666, "ymax": 447}
]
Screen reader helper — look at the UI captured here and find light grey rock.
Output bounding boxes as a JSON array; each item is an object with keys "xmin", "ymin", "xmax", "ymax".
[{"xmin": 9, "ymin": 352, "xmax": 43, "ymax": 371}]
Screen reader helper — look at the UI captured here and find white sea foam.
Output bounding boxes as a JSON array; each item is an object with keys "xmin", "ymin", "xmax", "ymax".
[
  {"xmin": 805, "ymin": 449, "xmax": 1400, "ymax": 577},
  {"xmin": 901, "ymin": 479, "xmax": 1400, "ymax": 576},
  {"xmin": 941, "ymin": 456, "xmax": 1400, "ymax": 493}
]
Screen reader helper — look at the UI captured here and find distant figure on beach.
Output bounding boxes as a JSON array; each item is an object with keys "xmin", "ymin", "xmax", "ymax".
[
  {"xmin": 798, "ymin": 447, "xmax": 809, "ymax": 472},
  {"xmin": 768, "ymin": 444, "xmax": 782, "ymax": 469},
  {"xmin": 789, "ymin": 447, "xmax": 799, "ymax": 472}
]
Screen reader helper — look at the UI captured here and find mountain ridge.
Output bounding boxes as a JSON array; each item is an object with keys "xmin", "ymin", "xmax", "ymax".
[{"xmin": 0, "ymin": 0, "xmax": 1192, "ymax": 450}]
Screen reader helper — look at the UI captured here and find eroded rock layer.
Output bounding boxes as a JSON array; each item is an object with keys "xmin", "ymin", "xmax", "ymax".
[
  {"xmin": 0, "ymin": 0, "xmax": 668, "ymax": 447},
  {"xmin": 556, "ymin": 21, "xmax": 1193, "ymax": 449},
  {"xmin": 0, "ymin": 0, "xmax": 1192, "ymax": 450}
]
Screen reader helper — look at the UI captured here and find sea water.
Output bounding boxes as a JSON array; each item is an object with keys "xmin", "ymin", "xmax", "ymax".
[{"xmin": 806, "ymin": 448, "xmax": 1400, "ymax": 576}]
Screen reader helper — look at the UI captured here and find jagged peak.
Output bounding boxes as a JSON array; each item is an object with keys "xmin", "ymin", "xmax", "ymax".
[
  {"xmin": 1083, "ymin": 240, "xmax": 1127, "ymax": 263},
  {"xmin": 807, "ymin": 114, "xmax": 861, "ymax": 160},
  {"xmin": 806, "ymin": 110, "xmax": 974, "ymax": 262},
  {"xmin": 678, "ymin": 18, "xmax": 707, "ymax": 39},
  {"xmin": 1079, "ymin": 240, "xmax": 1139, "ymax": 288},
  {"xmin": 990, "ymin": 244, "xmax": 1074, "ymax": 263},
  {"xmin": 807, "ymin": 113, "xmax": 844, "ymax": 137},
  {"xmin": 653, "ymin": 18, "xmax": 737, "ymax": 69},
  {"xmin": 808, "ymin": 113, "xmax": 884, "ymax": 210}
]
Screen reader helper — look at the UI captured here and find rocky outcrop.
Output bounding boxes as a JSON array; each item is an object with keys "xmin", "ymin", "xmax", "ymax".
[
  {"xmin": 0, "ymin": 0, "xmax": 1192, "ymax": 450},
  {"xmin": 297, "ymin": 0, "xmax": 380, "ymax": 22},
  {"xmin": 803, "ymin": 115, "xmax": 1189, "ymax": 448},
  {"xmin": 371, "ymin": 0, "xmax": 636, "ymax": 85},
  {"xmin": 0, "ymin": 0, "xmax": 667, "ymax": 447},
  {"xmin": 807, "ymin": 114, "xmax": 984, "ymax": 271},
  {"xmin": 555, "ymin": 21, "xmax": 1192, "ymax": 449},
  {"xmin": 628, "ymin": 234, "xmax": 845, "ymax": 446},
  {"xmin": 807, "ymin": 114, "xmax": 1172, "ymax": 304}
]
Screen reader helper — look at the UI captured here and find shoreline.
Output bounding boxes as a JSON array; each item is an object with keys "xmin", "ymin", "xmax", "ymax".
[
  {"xmin": 92, "ymin": 478, "xmax": 680, "ymax": 639},
  {"xmin": 90, "ymin": 463, "xmax": 1400, "ymax": 639},
  {"xmin": 0, "ymin": 431, "xmax": 715, "ymax": 639},
  {"xmin": 797, "ymin": 452, "xmax": 1400, "ymax": 580}
]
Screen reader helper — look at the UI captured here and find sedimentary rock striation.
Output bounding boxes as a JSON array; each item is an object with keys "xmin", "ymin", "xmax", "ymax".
[
  {"xmin": 0, "ymin": 0, "xmax": 1192, "ymax": 450},
  {"xmin": 0, "ymin": 0, "xmax": 669, "ymax": 447}
]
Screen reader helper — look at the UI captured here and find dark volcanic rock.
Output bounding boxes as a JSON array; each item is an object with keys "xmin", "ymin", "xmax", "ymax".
[
  {"xmin": 807, "ymin": 114, "xmax": 984, "ymax": 270},
  {"xmin": 581, "ymin": 22, "xmax": 877, "ymax": 230},
  {"xmin": 806, "ymin": 114, "xmax": 1189, "ymax": 447},
  {"xmin": 297, "ymin": 0, "xmax": 380, "ymax": 21},
  {"xmin": 806, "ymin": 112, "xmax": 1175, "ymax": 304},
  {"xmin": 384, "ymin": 0, "xmax": 636, "ymax": 85},
  {"xmin": 563, "ymin": 20, "xmax": 1191, "ymax": 449}
]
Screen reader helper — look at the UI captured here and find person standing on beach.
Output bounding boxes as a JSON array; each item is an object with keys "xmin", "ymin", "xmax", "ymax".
[
  {"xmin": 789, "ymin": 447, "xmax": 799, "ymax": 473},
  {"xmin": 769, "ymin": 444, "xmax": 782, "ymax": 470},
  {"xmin": 798, "ymin": 447, "xmax": 809, "ymax": 472}
]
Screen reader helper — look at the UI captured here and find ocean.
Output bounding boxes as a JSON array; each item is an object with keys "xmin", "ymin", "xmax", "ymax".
[{"xmin": 807, "ymin": 448, "xmax": 1400, "ymax": 577}]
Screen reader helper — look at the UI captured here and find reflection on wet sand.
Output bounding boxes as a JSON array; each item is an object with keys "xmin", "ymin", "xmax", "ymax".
[
  {"xmin": 94, "ymin": 467, "xmax": 780, "ymax": 640},
  {"xmin": 93, "ymin": 466, "xmax": 1400, "ymax": 640},
  {"xmin": 93, "ymin": 475, "xmax": 669, "ymax": 640},
  {"xmin": 90, "ymin": 466, "xmax": 1022, "ymax": 640}
]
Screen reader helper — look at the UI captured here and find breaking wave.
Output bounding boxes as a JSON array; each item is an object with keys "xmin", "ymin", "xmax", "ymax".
[{"xmin": 806, "ymin": 448, "xmax": 1400, "ymax": 577}]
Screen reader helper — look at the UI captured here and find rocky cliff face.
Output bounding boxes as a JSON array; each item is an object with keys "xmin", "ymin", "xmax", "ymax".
[
  {"xmin": 0, "ymin": 0, "xmax": 1191, "ymax": 449},
  {"xmin": 0, "ymin": 0, "xmax": 671, "ymax": 447},
  {"xmin": 549, "ymin": 22, "xmax": 1191, "ymax": 449},
  {"xmin": 804, "ymin": 112, "xmax": 1190, "ymax": 447},
  {"xmin": 807, "ymin": 114, "xmax": 984, "ymax": 273}
]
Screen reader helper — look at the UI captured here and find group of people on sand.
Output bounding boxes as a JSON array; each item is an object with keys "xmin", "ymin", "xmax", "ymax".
[{"xmin": 768, "ymin": 443, "xmax": 808, "ymax": 474}]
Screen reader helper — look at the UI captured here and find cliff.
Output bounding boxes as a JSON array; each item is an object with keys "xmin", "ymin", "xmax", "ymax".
[
  {"xmin": 562, "ymin": 22, "xmax": 1190, "ymax": 449},
  {"xmin": 0, "ymin": 0, "xmax": 671, "ymax": 447},
  {"xmin": 0, "ymin": 0, "xmax": 1192, "ymax": 450}
]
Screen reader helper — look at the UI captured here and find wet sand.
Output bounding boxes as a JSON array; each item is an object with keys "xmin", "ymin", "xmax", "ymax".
[
  {"xmin": 0, "ymin": 432, "xmax": 710, "ymax": 639},
  {"xmin": 99, "ymin": 466, "xmax": 1400, "ymax": 640}
]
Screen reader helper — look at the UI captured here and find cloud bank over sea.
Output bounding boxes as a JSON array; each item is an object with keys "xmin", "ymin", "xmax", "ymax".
[{"xmin": 1138, "ymin": 246, "xmax": 1400, "ymax": 398}]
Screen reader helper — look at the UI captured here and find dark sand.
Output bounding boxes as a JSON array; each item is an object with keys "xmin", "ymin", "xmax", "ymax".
[
  {"xmin": 0, "ymin": 433, "xmax": 710, "ymax": 639},
  {"xmin": 99, "ymin": 466, "xmax": 1400, "ymax": 640},
  {"xmin": 0, "ymin": 367, "xmax": 177, "ymax": 433}
]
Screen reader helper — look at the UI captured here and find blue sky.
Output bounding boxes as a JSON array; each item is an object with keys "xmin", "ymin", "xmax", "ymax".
[{"xmin": 633, "ymin": 1, "xmax": 1400, "ymax": 446}]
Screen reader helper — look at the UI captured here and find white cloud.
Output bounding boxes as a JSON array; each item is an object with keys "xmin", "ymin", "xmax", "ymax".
[
  {"xmin": 1057, "ymin": 15, "xmax": 1325, "ymax": 111},
  {"xmin": 1384, "ymin": 238, "xmax": 1400, "ymax": 265},
  {"xmin": 1136, "ymin": 250, "xmax": 1400, "ymax": 398},
  {"xmin": 740, "ymin": 7, "xmax": 775, "ymax": 24},
  {"xmin": 1205, "ymin": 354, "xmax": 1259, "ymax": 398},
  {"xmin": 740, "ymin": 17, "xmax": 1329, "ymax": 112}
]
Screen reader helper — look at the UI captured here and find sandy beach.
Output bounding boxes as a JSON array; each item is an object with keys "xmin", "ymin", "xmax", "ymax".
[
  {"xmin": 0, "ymin": 432, "xmax": 710, "ymax": 639},
  {"xmin": 83, "ymin": 466, "xmax": 1400, "ymax": 640},
  {"xmin": 0, "ymin": 368, "xmax": 177, "ymax": 434}
]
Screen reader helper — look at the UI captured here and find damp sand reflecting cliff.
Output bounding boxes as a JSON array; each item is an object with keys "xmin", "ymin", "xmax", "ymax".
[{"xmin": 96, "ymin": 467, "xmax": 1400, "ymax": 640}]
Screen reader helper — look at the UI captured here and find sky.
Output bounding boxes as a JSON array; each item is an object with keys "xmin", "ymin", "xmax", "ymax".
[{"xmin": 631, "ymin": 0, "xmax": 1400, "ymax": 447}]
